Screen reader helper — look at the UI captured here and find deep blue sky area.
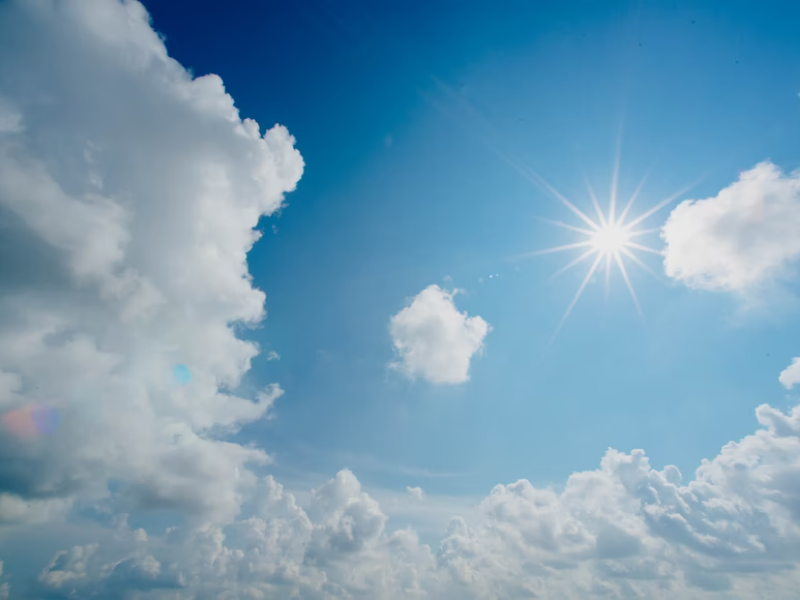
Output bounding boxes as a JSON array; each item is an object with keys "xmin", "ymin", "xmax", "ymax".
[{"xmin": 141, "ymin": 0, "xmax": 800, "ymax": 496}]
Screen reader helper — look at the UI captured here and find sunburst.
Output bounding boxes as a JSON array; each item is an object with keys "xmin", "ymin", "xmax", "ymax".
[{"xmin": 520, "ymin": 163, "xmax": 693, "ymax": 341}]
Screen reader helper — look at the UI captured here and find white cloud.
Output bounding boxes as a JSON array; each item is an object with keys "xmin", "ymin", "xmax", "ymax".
[
  {"xmin": 9, "ymin": 397, "xmax": 800, "ymax": 598},
  {"xmin": 389, "ymin": 285, "xmax": 490, "ymax": 384},
  {"xmin": 266, "ymin": 350, "xmax": 281, "ymax": 361},
  {"xmin": 38, "ymin": 544, "xmax": 97, "ymax": 590},
  {"xmin": 662, "ymin": 161, "xmax": 800, "ymax": 293},
  {"xmin": 0, "ymin": 0, "xmax": 302, "ymax": 525},
  {"xmin": 780, "ymin": 358, "xmax": 800, "ymax": 390},
  {"xmin": 407, "ymin": 486, "xmax": 425, "ymax": 500}
]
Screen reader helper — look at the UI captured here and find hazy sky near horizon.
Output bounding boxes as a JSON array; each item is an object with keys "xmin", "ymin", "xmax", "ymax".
[{"xmin": 2, "ymin": 0, "xmax": 800, "ymax": 598}]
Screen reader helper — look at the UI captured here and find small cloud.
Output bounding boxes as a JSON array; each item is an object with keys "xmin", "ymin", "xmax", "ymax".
[
  {"xmin": 256, "ymin": 384, "xmax": 284, "ymax": 420},
  {"xmin": 266, "ymin": 350, "xmax": 280, "ymax": 362},
  {"xmin": 780, "ymin": 358, "xmax": 800, "ymax": 389},
  {"xmin": 388, "ymin": 285, "xmax": 490, "ymax": 385},
  {"xmin": 271, "ymin": 223, "xmax": 278, "ymax": 234},
  {"xmin": 406, "ymin": 486, "xmax": 425, "ymax": 500}
]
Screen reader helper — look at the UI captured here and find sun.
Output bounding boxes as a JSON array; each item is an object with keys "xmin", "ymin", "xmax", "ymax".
[
  {"xmin": 591, "ymin": 223, "xmax": 631, "ymax": 255},
  {"xmin": 517, "ymin": 163, "xmax": 694, "ymax": 341}
]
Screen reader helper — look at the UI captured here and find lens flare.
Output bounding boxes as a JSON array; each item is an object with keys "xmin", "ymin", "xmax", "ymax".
[
  {"xmin": 2, "ymin": 403, "xmax": 60, "ymax": 438},
  {"xmin": 173, "ymin": 364, "xmax": 191, "ymax": 385},
  {"xmin": 32, "ymin": 404, "xmax": 61, "ymax": 434}
]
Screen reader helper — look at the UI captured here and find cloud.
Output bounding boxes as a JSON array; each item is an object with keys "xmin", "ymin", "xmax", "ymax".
[
  {"xmin": 33, "ymin": 528, "xmax": 183, "ymax": 600},
  {"xmin": 780, "ymin": 358, "xmax": 800, "ymax": 390},
  {"xmin": 389, "ymin": 285, "xmax": 490, "ymax": 384},
  {"xmin": 0, "ymin": 0, "xmax": 302, "ymax": 525},
  {"xmin": 9, "ymin": 396, "xmax": 800, "ymax": 598},
  {"xmin": 662, "ymin": 161, "xmax": 800, "ymax": 294},
  {"xmin": 407, "ymin": 486, "xmax": 425, "ymax": 500},
  {"xmin": 38, "ymin": 544, "xmax": 97, "ymax": 590}
]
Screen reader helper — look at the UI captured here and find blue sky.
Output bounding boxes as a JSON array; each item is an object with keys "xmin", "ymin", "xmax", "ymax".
[
  {"xmin": 3, "ymin": 0, "xmax": 800, "ymax": 597},
  {"xmin": 145, "ymin": 0, "xmax": 800, "ymax": 493}
]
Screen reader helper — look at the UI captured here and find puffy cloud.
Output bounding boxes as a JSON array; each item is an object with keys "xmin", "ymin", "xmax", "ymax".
[
  {"xmin": 662, "ymin": 161, "xmax": 800, "ymax": 293},
  {"xmin": 6, "ymin": 396, "xmax": 800, "ymax": 598},
  {"xmin": 32, "ymin": 530, "xmax": 183, "ymax": 599},
  {"xmin": 38, "ymin": 544, "xmax": 97, "ymax": 590},
  {"xmin": 780, "ymin": 358, "xmax": 800, "ymax": 390},
  {"xmin": 389, "ymin": 285, "xmax": 490, "ymax": 384},
  {"xmin": 19, "ymin": 472, "xmax": 436, "ymax": 599},
  {"xmin": 304, "ymin": 469, "xmax": 388, "ymax": 563},
  {"xmin": 407, "ymin": 486, "xmax": 425, "ymax": 500},
  {"xmin": 436, "ymin": 399, "xmax": 800, "ymax": 598},
  {"xmin": 0, "ymin": 0, "xmax": 302, "ymax": 525}
]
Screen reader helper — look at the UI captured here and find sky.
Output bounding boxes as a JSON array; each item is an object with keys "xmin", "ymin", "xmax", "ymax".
[{"xmin": 2, "ymin": 0, "xmax": 800, "ymax": 598}]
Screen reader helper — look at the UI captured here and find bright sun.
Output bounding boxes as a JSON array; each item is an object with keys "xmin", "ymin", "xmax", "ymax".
[
  {"xmin": 520, "ymin": 162, "xmax": 692, "ymax": 341},
  {"xmin": 591, "ymin": 223, "xmax": 631, "ymax": 254}
]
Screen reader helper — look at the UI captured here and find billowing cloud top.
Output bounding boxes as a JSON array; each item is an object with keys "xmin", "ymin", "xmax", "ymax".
[
  {"xmin": 662, "ymin": 161, "xmax": 800, "ymax": 294},
  {"xmin": 21, "ymin": 401, "xmax": 800, "ymax": 599},
  {"xmin": 389, "ymin": 285, "xmax": 490, "ymax": 384},
  {"xmin": 780, "ymin": 358, "xmax": 800, "ymax": 390},
  {"xmin": 0, "ymin": 0, "xmax": 303, "ymax": 525}
]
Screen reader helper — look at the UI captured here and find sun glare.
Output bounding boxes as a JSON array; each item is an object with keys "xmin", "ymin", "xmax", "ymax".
[
  {"xmin": 518, "ymin": 161, "xmax": 693, "ymax": 341},
  {"xmin": 591, "ymin": 223, "xmax": 631, "ymax": 254}
]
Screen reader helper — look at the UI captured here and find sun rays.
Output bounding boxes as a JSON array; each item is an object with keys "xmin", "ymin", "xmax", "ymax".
[
  {"xmin": 421, "ymin": 78, "xmax": 703, "ymax": 340},
  {"xmin": 521, "ymin": 164, "xmax": 693, "ymax": 341}
]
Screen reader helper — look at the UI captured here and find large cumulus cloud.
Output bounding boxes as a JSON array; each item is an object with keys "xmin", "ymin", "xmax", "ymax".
[
  {"xmin": 15, "ymin": 399, "xmax": 800, "ymax": 599},
  {"xmin": 0, "ymin": 0, "xmax": 302, "ymax": 525}
]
